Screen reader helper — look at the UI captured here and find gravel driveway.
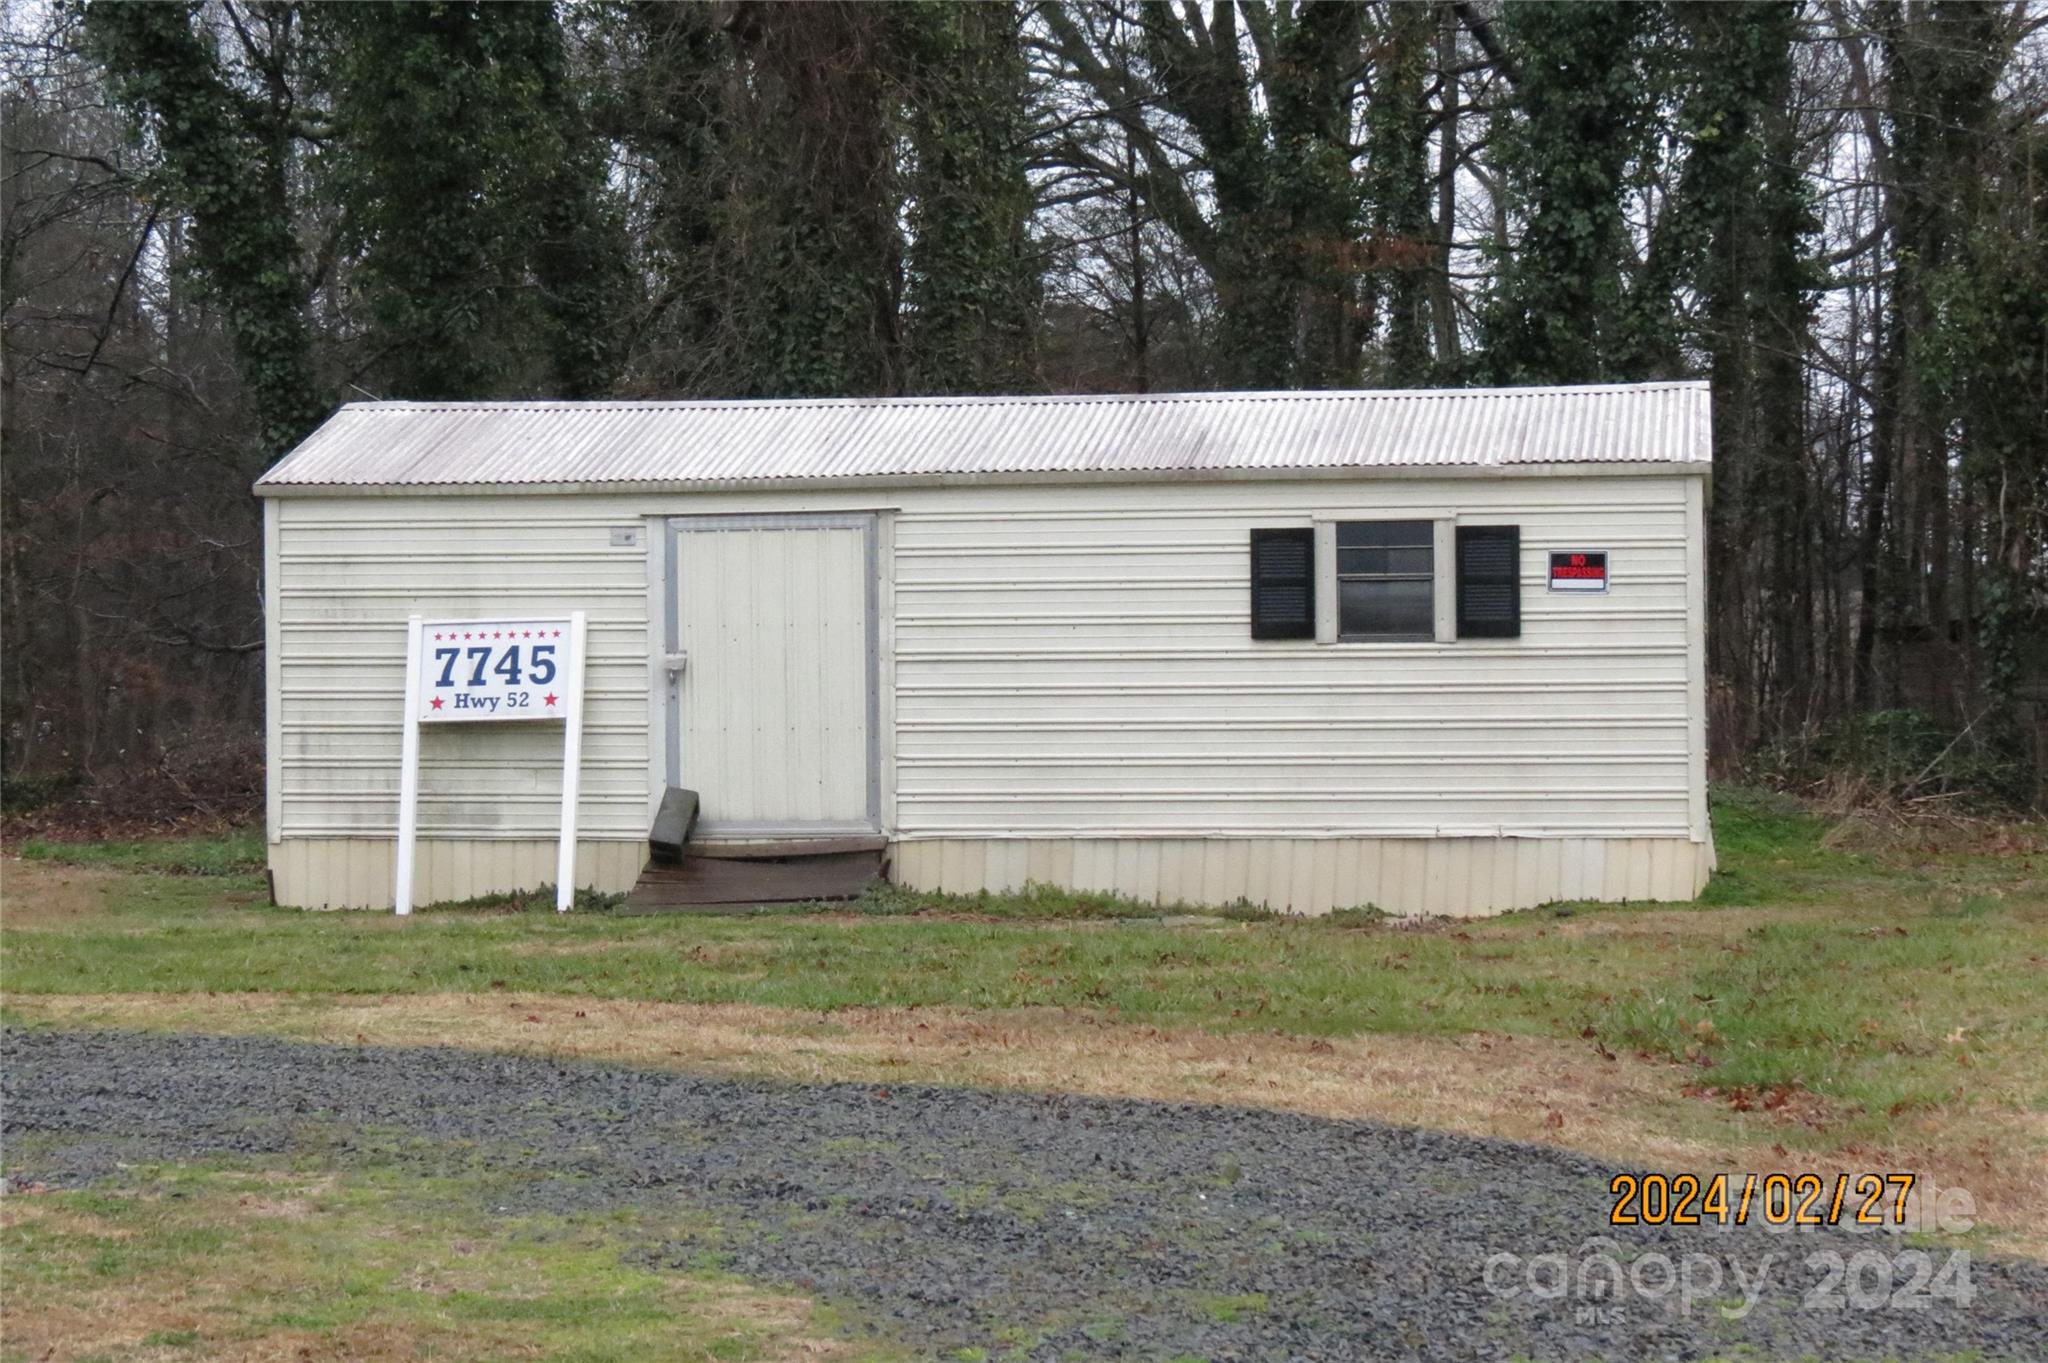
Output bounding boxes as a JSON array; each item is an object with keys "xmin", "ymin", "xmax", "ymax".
[{"xmin": 4, "ymin": 1028, "xmax": 2044, "ymax": 1361}]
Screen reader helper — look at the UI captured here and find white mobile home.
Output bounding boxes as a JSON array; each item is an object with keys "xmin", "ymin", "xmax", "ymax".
[{"xmin": 255, "ymin": 382, "xmax": 1713, "ymax": 915}]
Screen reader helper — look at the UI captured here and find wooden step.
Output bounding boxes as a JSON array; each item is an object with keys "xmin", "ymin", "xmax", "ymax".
[{"xmin": 623, "ymin": 848, "xmax": 886, "ymax": 912}]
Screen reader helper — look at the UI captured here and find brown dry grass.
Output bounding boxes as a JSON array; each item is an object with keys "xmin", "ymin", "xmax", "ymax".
[{"xmin": 15, "ymin": 989, "xmax": 2044, "ymax": 1257}]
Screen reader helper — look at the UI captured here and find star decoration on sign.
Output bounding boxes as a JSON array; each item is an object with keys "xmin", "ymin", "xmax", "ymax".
[
  {"xmin": 429, "ymin": 696, "xmax": 443, "ymax": 710},
  {"xmin": 543, "ymin": 693, "xmax": 558, "ymax": 707}
]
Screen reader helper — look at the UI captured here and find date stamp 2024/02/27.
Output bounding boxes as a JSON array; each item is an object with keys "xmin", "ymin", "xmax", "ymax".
[
  {"xmin": 1609, "ymin": 1171, "xmax": 1925, "ymax": 1229},
  {"xmin": 1483, "ymin": 1174, "xmax": 1979, "ymax": 1322}
]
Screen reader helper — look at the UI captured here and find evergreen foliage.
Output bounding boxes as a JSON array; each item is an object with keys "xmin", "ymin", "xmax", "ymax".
[
  {"xmin": 899, "ymin": 0, "xmax": 1039, "ymax": 394},
  {"xmin": 1480, "ymin": 1, "xmax": 1668, "ymax": 383},
  {"xmin": 313, "ymin": 1, "xmax": 628, "ymax": 399}
]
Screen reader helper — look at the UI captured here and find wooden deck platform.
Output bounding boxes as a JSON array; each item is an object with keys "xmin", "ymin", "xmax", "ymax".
[{"xmin": 622, "ymin": 848, "xmax": 886, "ymax": 912}]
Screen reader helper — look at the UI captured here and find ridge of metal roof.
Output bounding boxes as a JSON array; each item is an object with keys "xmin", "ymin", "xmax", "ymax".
[
  {"xmin": 326, "ymin": 380, "xmax": 1706, "ymax": 411},
  {"xmin": 256, "ymin": 380, "xmax": 1712, "ymax": 493}
]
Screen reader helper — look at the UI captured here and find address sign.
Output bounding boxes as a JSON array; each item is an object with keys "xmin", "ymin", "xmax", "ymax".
[{"xmin": 416, "ymin": 619, "xmax": 577, "ymax": 722}]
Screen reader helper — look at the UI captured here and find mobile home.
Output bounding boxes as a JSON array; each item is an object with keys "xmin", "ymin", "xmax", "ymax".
[{"xmin": 255, "ymin": 381, "xmax": 1713, "ymax": 915}]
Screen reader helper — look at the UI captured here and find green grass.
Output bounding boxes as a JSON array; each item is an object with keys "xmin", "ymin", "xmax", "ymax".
[
  {"xmin": 0, "ymin": 1157, "xmax": 903, "ymax": 1362},
  {"xmin": 1192, "ymin": 1291, "xmax": 1267, "ymax": 1323},
  {"xmin": 17, "ymin": 824, "xmax": 266, "ymax": 877},
  {"xmin": 5, "ymin": 788, "xmax": 2043, "ymax": 1134}
]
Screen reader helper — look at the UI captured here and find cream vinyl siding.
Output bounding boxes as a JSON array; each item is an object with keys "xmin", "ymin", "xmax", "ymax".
[
  {"xmin": 885, "ymin": 476, "xmax": 1696, "ymax": 842},
  {"xmin": 272, "ymin": 838, "xmax": 646, "ymax": 910},
  {"xmin": 265, "ymin": 471, "xmax": 1706, "ymax": 909},
  {"xmin": 271, "ymin": 499, "xmax": 652, "ymax": 842}
]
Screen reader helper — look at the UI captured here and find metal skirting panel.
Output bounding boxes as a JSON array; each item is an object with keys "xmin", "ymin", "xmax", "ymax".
[
  {"xmin": 888, "ymin": 836, "xmax": 1712, "ymax": 918},
  {"xmin": 270, "ymin": 838, "xmax": 646, "ymax": 910}
]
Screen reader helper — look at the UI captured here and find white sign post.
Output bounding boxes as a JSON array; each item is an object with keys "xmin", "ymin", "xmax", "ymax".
[{"xmin": 394, "ymin": 612, "xmax": 588, "ymax": 916}]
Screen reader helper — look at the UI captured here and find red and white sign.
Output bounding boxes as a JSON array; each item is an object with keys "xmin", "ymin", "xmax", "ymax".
[{"xmin": 1548, "ymin": 550, "xmax": 1609, "ymax": 593}]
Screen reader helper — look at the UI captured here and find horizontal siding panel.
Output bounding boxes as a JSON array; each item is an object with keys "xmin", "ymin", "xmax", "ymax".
[
  {"xmin": 277, "ymin": 563, "xmax": 643, "ymax": 588},
  {"xmin": 271, "ymin": 838, "xmax": 645, "ymax": 910},
  {"xmin": 898, "ymin": 690, "xmax": 1684, "ymax": 714},
  {"xmin": 899, "ymin": 491, "xmax": 1691, "ymax": 523},
  {"xmin": 885, "ymin": 475, "xmax": 1694, "ymax": 841},
  {"xmin": 282, "ymin": 769, "xmax": 647, "ymax": 797},
  {"xmin": 889, "ymin": 619, "xmax": 1683, "ymax": 647},
  {"xmin": 272, "ymin": 472, "xmax": 1701, "ymax": 852},
  {"xmin": 274, "ymin": 499, "xmax": 649, "ymax": 842},
  {"xmin": 898, "ymin": 737, "xmax": 1684, "ymax": 758}
]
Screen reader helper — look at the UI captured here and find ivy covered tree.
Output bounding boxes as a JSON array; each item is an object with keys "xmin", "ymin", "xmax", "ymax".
[
  {"xmin": 1877, "ymin": 0, "xmax": 2043, "ymax": 726},
  {"xmin": 715, "ymin": 0, "xmax": 905, "ymax": 397},
  {"xmin": 592, "ymin": 0, "xmax": 737, "ymax": 393},
  {"xmin": 1663, "ymin": 0, "xmax": 1818, "ymax": 742},
  {"xmin": 1359, "ymin": 0, "xmax": 1435, "ymax": 386},
  {"xmin": 1480, "ymin": 0, "xmax": 1671, "ymax": 384},
  {"xmin": 82, "ymin": 0, "xmax": 327, "ymax": 462},
  {"xmin": 1039, "ymin": 0, "xmax": 1372, "ymax": 388},
  {"xmin": 313, "ymin": 1, "xmax": 629, "ymax": 399},
  {"xmin": 899, "ymin": 0, "xmax": 1040, "ymax": 394}
]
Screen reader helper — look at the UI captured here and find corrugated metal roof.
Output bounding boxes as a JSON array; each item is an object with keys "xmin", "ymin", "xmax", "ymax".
[{"xmin": 255, "ymin": 381, "xmax": 1711, "ymax": 493}]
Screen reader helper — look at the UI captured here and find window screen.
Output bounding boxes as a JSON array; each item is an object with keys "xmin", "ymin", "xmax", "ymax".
[
  {"xmin": 1337, "ymin": 521, "xmax": 1433, "ymax": 639},
  {"xmin": 1456, "ymin": 525, "xmax": 1521, "ymax": 638},
  {"xmin": 1248, "ymin": 528, "xmax": 1315, "ymax": 640}
]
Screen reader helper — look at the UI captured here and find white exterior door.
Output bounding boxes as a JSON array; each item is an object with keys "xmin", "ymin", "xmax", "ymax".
[{"xmin": 667, "ymin": 515, "xmax": 877, "ymax": 835}]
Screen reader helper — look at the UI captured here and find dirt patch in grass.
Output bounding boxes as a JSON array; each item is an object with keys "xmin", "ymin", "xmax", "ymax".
[
  {"xmin": 1, "ymin": 1303, "xmax": 507, "ymax": 1363},
  {"xmin": 16, "ymin": 989, "xmax": 2044, "ymax": 1256},
  {"xmin": 0, "ymin": 862, "xmax": 120, "ymax": 929},
  {"xmin": 230, "ymin": 1172, "xmax": 339, "ymax": 1222},
  {"xmin": 1510, "ymin": 904, "xmax": 1830, "ymax": 941}
]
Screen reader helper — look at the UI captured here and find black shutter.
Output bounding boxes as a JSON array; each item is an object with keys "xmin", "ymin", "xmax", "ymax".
[
  {"xmin": 1456, "ymin": 525, "xmax": 1521, "ymax": 638},
  {"xmin": 1249, "ymin": 528, "xmax": 1315, "ymax": 640}
]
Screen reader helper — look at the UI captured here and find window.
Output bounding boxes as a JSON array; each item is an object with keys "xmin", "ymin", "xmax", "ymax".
[{"xmin": 1337, "ymin": 520, "xmax": 1433, "ymax": 639}]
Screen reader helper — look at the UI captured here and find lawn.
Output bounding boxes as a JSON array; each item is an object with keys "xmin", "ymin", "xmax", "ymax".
[
  {"xmin": 7, "ymin": 792, "xmax": 2042, "ymax": 1127},
  {"xmin": 1, "ymin": 1151, "xmax": 899, "ymax": 1363},
  {"xmin": 5, "ymin": 788, "xmax": 2046, "ymax": 1312}
]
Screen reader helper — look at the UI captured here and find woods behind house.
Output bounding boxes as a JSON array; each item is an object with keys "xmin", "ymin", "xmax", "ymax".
[{"xmin": 3, "ymin": 1, "xmax": 2044, "ymax": 811}]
